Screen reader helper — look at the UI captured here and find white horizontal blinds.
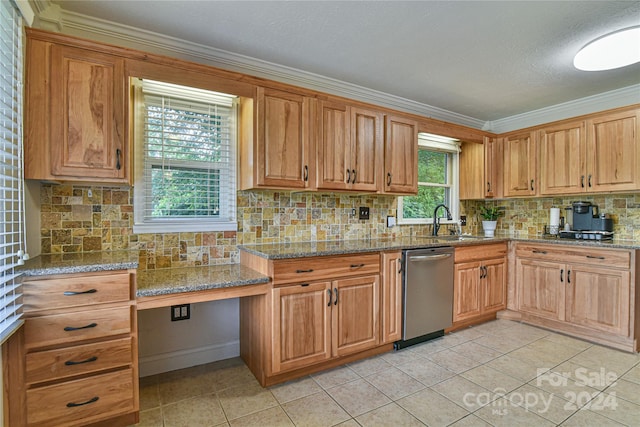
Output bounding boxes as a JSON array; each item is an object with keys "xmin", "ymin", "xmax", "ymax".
[
  {"xmin": 0, "ymin": 0, "xmax": 25, "ymax": 344},
  {"xmin": 140, "ymin": 80, "xmax": 237, "ymax": 223}
]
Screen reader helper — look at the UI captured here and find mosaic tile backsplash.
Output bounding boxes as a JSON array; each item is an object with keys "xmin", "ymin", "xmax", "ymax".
[{"xmin": 39, "ymin": 184, "xmax": 640, "ymax": 269}]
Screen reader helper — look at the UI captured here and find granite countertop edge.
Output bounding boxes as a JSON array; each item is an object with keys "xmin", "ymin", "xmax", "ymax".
[
  {"xmin": 136, "ymin": 276, "xmax": 270, "ymax": 298},
  {"xmin": 19, "ymin": 261, "xmax": 139, "ymax": 277}
]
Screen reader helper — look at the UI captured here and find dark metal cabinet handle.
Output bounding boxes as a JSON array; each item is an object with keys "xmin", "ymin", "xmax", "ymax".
[
  {"xmin": 334, "ymin": 287, "xmax": 338, "ymax": 305},
  {"xmin": 346, "ymin": 169, "xmax": 351, "ymax": 184},
  {"xmin": 588, "ymin": 175, "xmax": 592, "ymax": 187},
  {"xmin": 530, "ymin": 179, "xmax": 534, "ymax": 191},
  {"xmin": 586, "ymin": 255, "xmax": 605, "ymax": 260},
  {"xmin": 352, "ymin": 169, "xmax": 356, "ymax": 183},
  {"xmin": 487, "ymin": 182, "xmax": 491, "ymax": 193},
  {"xmin": 65, "ymin": 356, "xmax": 98, "ymax": 366},
  {"xmin": 116, "ymin": 149, "xmax": 122, "ymax": 170},
  {"xmin": 64, "ymin": 322, "xmax": 98, "ymax": 332},
  {"xmin": 398, "ymin": 260, "xmax": 403, "ymax": 275},
  {"xmin": 581, "ymin": 175, "xmax": 585, "ymax": 188},
  {"xmin": 64, "ymin": 289, "xmax": 97, "ymax": 296},
  {"xmin": 295, "ymin": 269, "xmax": 314, "ymax": 273},
  {"xmin": 67, "ymin": 396, "xmax": 99, "ymax": 408},
  {"xmin": 567, "ymin": 270, "xmax": 571, "ymax": 284},
  {"xmin": 387, "ymin": 172, "xmax": 392, "ymax": 186},
  {"xmin": 560, "ymin": 269, "xmax": 564, "ymax": 282},
  {"xmin": 327, "ymin": 289, "xmax": 332, "ymax": 307},
  {"xmin": 303, "ymin": 165, "xmax": 308, "ymax": 182},
  {"xmin": 350, "ymin": 263, "xmax": 365, "ymax": 268},
  {"xmin": 532, "ymin": 250, "xmax": 547, "ymax": 254}
]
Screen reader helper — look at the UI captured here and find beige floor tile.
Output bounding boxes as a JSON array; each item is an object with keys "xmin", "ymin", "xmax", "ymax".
[
  {"xmin": 471, "ymin": 319, "xmax": 517, "ymax": 335},
  {"xmin": 520, "ymin": 337, "xmax": 585, "ymax": 364},
  {"xmin": 139, "ymin": 380, "xmax": 161, "ymax": 411},
  {"xmin": 476, "ymin": 332, "xmax": 531, "ymax": 353},
  {"xmin": 282, "ymin": 391, "xmax": 350, "ymax": 427},
  {"xmin": 218, "ymin": 381, "xmax": 278, "ymax": 421},
  {"xmin": 431, "ymin": 375, "xmax": 493, "ymax": 411},
  {"xmin": 347, "ymin": 355, "xmax": 391, "ymax": 377},
  {"xmin": 506, "ymin": 384, "xmax": 577, "ymax": 424},
  {"xmin": 541, "ymin": 360, "xmax": 615, "ymax": 392},
  {"xmin": 163, "ymin": 393, "xmax": 227, "ymax": 427},
  {"xmin": 409, "ymin": 337, "xmax": 453, "ymax": 357},
  {"xmin": 592, "ymin": 392, "xmax": 640, "ymax": 426},
  {"xmin": 506, "ymin": 322, "xmax": 551, "ymax": 340},
  {"xmin": 311, "ymin": 365, "xmax": 360, "ymax": 389},
  {"xmin": 269, "ymin": 376, "xmax": 323, "ymax": 404},
  {"xmin": 427, "ymin": 348, "xmax": 481, "ymax": 373},
  {"xmin": 380, "ymin": 348, "xmax": 424, "ymax": 366},
  {"xmin": 607, "ymin": 378, "xmax": 640, "ymax": 405},
  {"xmin": 327, "ymin": 378, "xmax": 391, "ymax": 417},
  {"xmin": 133, "ymin": 407, "xmax": 164, "ymax": 427},
  {"xmin": 560, "ymin": 408, "xmax": 626, "ymax": 426},
  {"xmin": 622, "ymin": 363, "xmax": 640, "ymax": 385},
  {"xmin": 229, "ymin": 406, "xmax": 294, "ymax": 427},
  {"xmin": 569, "ymin": 345, "xmax": 640, "ymax": 375},
  {"xmin": 199, "ymin": 364, "xmax": 260, "ymax": 394},
  {"xmin": 364, "ymin": 366, "xmax": 425, "ymax": 400},
  {"xmin": 450, "ymin": 340, "xmax": 503, "ymax": 364},
  {"xmin": 396, "ymin": 357, "xmax": 456, "ymax": 386},
  {"xmin": 397, "ymin": 388, "xmax": 469, "ymax": 425},
  {"xmin": 355, "ymin": 402, "xmax": 424, "ymax": 427},
  {"xmin": 334, "ymin": 420, "xmax": 359, "ymax": 427},
  {"xmin": 487, "ymin": 353, "xmax": 549, "ymax": 382},
  {"xmin": 461, "ymin": 365, "xmax": 525, "ymax": 394},
  {"xmin": 448, "ymin": 414, "xmax": 492, "ymax": 427},
  {"xmin": 474, "ymin": 397, "xmax": 556, "ymax": 427},
  {"xmin": 440, "ymin": 331, "xmax": 476, "ymax": 347},
  {"xmin": 543, "ymin": 331, "xmax": 593, "ymax": 351},
  {"xmin": 449, "ymin": 326, "xmax": 486, "ymax": 341},
  {"xmin": 158, "ymin": 368, "xmax": 209, "ymax": 405}
]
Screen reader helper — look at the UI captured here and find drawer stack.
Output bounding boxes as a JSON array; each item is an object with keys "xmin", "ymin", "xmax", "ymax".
[{"xmin": 21, "ymin": 270, "xmax": 138, "ymax": 427}]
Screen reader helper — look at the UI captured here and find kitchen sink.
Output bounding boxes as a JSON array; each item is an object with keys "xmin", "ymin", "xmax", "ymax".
[{"xmin": 435, "ymin": 235, "xmax": 485, "ymax": 241}]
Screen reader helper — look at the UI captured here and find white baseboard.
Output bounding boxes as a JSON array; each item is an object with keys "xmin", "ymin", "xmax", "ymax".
[{"xmin": 138, "ymin": 340, "xmax": 240, "ymax": 377}]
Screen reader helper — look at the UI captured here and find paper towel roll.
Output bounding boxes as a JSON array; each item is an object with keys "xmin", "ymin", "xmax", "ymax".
[{"xmin": 550, "ymin": 208, "xmax": 560, "ymax": 226}]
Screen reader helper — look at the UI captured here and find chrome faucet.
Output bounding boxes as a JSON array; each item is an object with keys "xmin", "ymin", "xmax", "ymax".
[{"xmin": 432, "ymin": 203, "xmax": 452, "ymax": 236}]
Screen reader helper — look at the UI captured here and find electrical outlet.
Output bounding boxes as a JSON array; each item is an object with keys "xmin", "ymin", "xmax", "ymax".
[
  {"xmin": 460, "ymin": 215, "xmax": 467, "ymax": 226},
  {"xmin": 171, "ymin": 304, "xmax": 190, "ymax": 321},
  {"xmin": 358, "ymin": 206, "xmax": 370, "ymax": 220}
]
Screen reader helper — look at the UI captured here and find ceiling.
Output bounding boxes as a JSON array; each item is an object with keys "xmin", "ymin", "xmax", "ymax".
[{"xmin": 47, "ymin": 1, "xmax": 640, "ymax": 123}]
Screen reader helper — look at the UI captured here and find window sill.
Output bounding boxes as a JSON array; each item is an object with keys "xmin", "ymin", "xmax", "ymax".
[{"xmin": 133, "ymin": 220, "xmax": 237, "ymax": 234}]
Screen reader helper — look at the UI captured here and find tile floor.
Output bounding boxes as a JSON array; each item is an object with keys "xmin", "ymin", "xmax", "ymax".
[{"xmin": 133, "ymin": 320, "xmax": 640, "ymax": 426}]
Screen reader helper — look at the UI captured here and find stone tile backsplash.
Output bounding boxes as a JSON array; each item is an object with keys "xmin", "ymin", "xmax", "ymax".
[{"xmin": 39, "ymin": 183, "xmax": 640, "ymax": 269}]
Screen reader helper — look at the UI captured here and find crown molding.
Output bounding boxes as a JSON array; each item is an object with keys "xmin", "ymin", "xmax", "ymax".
[
  {"xmin": 484, "ymin": 84, "xmax": 640, "ymax": 133},
  {"xmin": 56, "ymin": 9, "xmax": 486, "ymax": 129}
]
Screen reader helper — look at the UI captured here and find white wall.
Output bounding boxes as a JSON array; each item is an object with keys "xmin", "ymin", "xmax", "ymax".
[{"xmin": 137, "ymin": 298, "xmax": 240, "ymax": 377}]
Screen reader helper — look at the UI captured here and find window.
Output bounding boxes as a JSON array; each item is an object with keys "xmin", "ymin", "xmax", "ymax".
[
  {"xmin": 0, "ymin": 0, "xmax": 27, "ymax": 344},
  {"xmin": 133, "ymin": 79, "xmax": 238, "ymax": 233},
  {"xmin": 398, "ymin": 133, "xmax": 460, "ymax": 224}
]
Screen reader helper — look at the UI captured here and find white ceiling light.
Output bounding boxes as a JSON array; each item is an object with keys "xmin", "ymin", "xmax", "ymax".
[{"xmin": 574, "ymin": 26, "xmax": 640, "ymax": 71}]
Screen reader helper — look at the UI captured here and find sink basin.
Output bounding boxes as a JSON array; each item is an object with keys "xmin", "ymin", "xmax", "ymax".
[{"xmin": 435, "ymin": 235, "xmax": 485, "ymax": 241}]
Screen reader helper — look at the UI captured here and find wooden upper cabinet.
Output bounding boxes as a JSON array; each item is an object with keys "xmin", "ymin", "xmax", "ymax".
[
  {"xmin": 256, "ymin": 87, "xmax": 313, "ymax": 189},
  {"xmin": 316, "ymin": 101, "xmax": 382, "ymax": 192},
  {"xmin": 384, "ymin": 115, "xmax": 418, "ymax": 194},
  {"xmin": 502, "ymin": 131, "xmax": 537, "ymax": 197},
  {"xmin": 539, "ymin": 121, "xmax": 585, "ymax": 195},
  {"xmin": 484, "ymin": 136, "xmax": 502, "ymax": 198},
  {"xmin": 460, "ymin": 136, "xmax": 502, "ymax": 200},
  {"xmin": 25, "ymin": 37, "xmax": 128, "ymax": 183},
  {"xmin": 586, "ymin": 109, "xmax": 640, "ymax": 192}
]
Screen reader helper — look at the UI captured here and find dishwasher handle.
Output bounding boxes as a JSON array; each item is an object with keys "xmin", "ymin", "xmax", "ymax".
[{"xmin": 408, "ymin": 253, "xmax": 452, "ymax": 262}]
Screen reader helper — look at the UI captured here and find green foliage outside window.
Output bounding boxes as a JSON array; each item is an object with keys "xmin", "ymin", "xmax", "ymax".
[{"xmin": 402, "ymin": 149, "xmax": 449, "ymax": 219}]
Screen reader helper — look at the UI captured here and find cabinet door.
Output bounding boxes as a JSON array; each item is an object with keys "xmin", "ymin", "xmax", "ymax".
[
  {"xmin": 483, "ymin": 258, "xmax": 507, "ymax": 313},
  {"xmin": 503, "ymin": 132, "xmax": 537, "ymax": 196},
  {"xmin": 317, "ymin": 100, "xmax": 350, "ymax": 190},
  {"xmin": 333, "ymin": 275, "xmax": 380, "ymax": 357},
  {"xmin": 257, "ymin": 87, "xmax": 311, "ymax": 189},
  {"xmin": 381, "ymin": 252, "xmax": 402, "ymax": 343},
  {"xmin": 271, "ymin": 282, "xmax": 332, "ymax": 374},
  {"xmin": 484, "ymin": 136, "xmax": 502, "ymax": 198},
  {"xmin": 453, "ymin": 261, "xmax": 482, "ymax": 322},
  {"xmin": 350, "ymin": 107, "xmax": 382, "ymax": 192},
  {"xmin": 50, "ymin": 45, "xmax": 126, "ymax": 180},
  {"xmin": 586, "ymin": 109, "xmax": 640, "ymax": 192},
  {"xmin": 565, "ymin": 265, "xmax": 630, "ymax": 336},
  {"xmin": 516, "ymin": 258, "xmax": 565, "ymax": 320},
  {"xmin": 539, "ymin": 121, "xmax": 585, "ymax": 195},
  {"xmin": 384, "ymin": 115, "xmax": 418, "ymax": 194},
  {"xmin": 459, "ymin": 141, "xmax": 484, "ymax": 200}
]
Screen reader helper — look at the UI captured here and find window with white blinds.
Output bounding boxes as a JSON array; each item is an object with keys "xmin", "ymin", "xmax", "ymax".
[
  {"xmin": 133, "ymin": 79, "xmax": 238, "ymax": 233},
  {"xmin": 0, "ymin": 0, "xmax": 26, "ymax": 344}
]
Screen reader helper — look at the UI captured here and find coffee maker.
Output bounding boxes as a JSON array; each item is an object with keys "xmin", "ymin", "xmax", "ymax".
[{"xmin": 560, "ymin": 201, "xmax": 613, "ymax": 240}]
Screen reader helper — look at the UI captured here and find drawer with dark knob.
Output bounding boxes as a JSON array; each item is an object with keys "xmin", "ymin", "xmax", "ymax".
[{"xmin": 272, "ymin": 253, "xmax": 380, "ymax": 285}]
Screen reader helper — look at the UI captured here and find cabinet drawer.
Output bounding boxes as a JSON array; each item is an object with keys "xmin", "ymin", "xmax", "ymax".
[
  {"xmin": 23, "ymin": 272, "xmax": 131, "ymax": 312},
  {"xmin": 26, "ymin": 337, "xmax": 133, "ymax": 385},
  {"xmin": 25, "ymin": 306, "xmax": 132, "ymax": 350},
  {"xmin": 272, "ymin": 253, "xmax": 380, "ymax": 285},
  {"xmin": 454, "ymin": 243, "xmax": 507, "ymax": 263},
  {"xmin": 515, "ymin": 243, "xmax": 630, "ymax": 269},
  {"xmin": 26, "ymin": 368, "xmax": 134, "ymax": 427}
]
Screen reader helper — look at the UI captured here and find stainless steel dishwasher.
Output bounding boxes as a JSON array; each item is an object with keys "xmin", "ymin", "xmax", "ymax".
[{"xmin": 395, "ymin": 246, "xmax": 454, "ymax": 350}]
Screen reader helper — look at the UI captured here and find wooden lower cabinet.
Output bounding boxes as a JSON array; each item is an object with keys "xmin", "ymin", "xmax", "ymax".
[
  {"xmin": 452, "ymin": 243, "xmax": 507, "ymax": 328},
  {"xmin": 381, "ymin": 251, "xmax": 402, "ymax": 343},
  {"xmin": 514, "ymin": 243, "xmax": 637, "ymax": 352}
]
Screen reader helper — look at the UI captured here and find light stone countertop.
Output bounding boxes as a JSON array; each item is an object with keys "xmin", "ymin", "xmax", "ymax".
[{"xmin": 18, "ymin": 250, "xmax": 139, "ymax": 276}]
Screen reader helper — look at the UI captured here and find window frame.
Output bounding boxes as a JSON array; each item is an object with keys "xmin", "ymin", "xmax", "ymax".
[
  {"xmin": 132, "ymin": 79, "xmax": 238, "ymax": 234},
  {"xmin": 398, "ymin": 134, "xmax": 460, "ymax": 225}
]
